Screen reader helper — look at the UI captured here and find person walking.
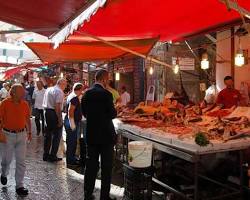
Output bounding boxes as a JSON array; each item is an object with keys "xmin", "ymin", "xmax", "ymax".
[
  {"xmin": 32, "ymin": 81, "xmax": 46, "ymax": 136},
  {"xmin": 0, "ymin": 84, "xmax": 32, "ymax": 196},
  {"xmin": 42, "ymin": 78, "xmax": 67, "ymax": 162},
  {"xmin": 82, "ymin": 69, "xmax": 117, "ymax": 200},
  {"xmin": 64, "ymin": 83, "xmax": 84, "ymax": 166}
]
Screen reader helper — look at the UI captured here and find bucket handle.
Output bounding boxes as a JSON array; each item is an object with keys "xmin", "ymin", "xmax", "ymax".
[{"xmin": 129, "ymin": 147, "xmax": 147, "ymax": 161}]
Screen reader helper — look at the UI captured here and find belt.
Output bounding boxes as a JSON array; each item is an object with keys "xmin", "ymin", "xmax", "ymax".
[
  {"xmin": 3, "ymin": 128, "xmax": 25, "ymax": 133},
  {"xmin": 45, "ymin": 108, "xmax": 55, "ymax": 111}
]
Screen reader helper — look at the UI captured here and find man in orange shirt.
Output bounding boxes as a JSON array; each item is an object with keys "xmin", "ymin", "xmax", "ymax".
[{"xmin": 0, "ymin": 84, "xmax": 31, "ymax": 196}]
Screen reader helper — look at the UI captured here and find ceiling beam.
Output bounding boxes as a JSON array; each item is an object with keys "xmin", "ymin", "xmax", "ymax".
[
  {"xmin": 220, "ymin": 0, "xmax": 250, "ymax": 19},
  {"xmin": 0, "ymin": 28, "xmax": 58, "ymax": 35},
  {"xmin": 205, "ymin": 34, "xmax": 217, "ymax": 43}
]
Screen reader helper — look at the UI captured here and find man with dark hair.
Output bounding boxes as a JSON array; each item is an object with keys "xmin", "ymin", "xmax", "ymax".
[
  {"xmin": 216, "ymin": 76, "xmax": 241, "ymax": 108},
  {"xmin": 82, "ymin": 69, "xmax": 117, "ymax": 200},
  {"xmin": 32, "ymin": 81, "xmax": 46, "ymax": 136}
]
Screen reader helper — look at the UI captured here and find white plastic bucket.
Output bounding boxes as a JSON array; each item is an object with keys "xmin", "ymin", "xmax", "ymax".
[{"xmin": 128, "ymin": 141, "xmax": 153, "ymax": 168}]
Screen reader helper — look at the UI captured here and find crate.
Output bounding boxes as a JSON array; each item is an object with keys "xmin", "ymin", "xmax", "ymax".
[{"xmin": 123, "ymin": 164, "xmax": 153, "ymax": 200}]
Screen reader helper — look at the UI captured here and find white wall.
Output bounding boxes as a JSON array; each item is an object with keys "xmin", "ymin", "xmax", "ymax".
[
  {"xmin": 216, "ymin": 29, "xmax": 250, "ymax": 91},
  {"xmin": 216, "ymin": 30, "xmax": 232, "ymax": 91},
  {"xmin": 234, "ymin": 34, "xmax": 250, "ymax": 89}
]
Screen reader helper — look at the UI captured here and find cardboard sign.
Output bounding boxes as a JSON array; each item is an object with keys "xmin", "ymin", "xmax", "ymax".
[{"xmin": 172, "ymin": 57, "xmax": 195, "ymax": 71}]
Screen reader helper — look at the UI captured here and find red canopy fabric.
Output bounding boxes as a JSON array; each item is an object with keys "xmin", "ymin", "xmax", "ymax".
[
  {"xmin": 25, "ymin": 38, "xmax": 157, "ymax": 63},
  {"xmin": 1, "ymin": 62, "xmax": 45, "ymax": 81},
  {"xmin": 2, "ymin": 67, "xmax": 24, "ymax": 81},
  {"xmin": 0, "ymin": 0, "xmax": 95, "ymax": 36},
  {"xmin": 72, "ymin": 0, "xmax": 250, "ymax": 41}
]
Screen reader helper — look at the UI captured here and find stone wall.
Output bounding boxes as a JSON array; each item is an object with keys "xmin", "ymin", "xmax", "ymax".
[{"xmin": 109, "ymin": 56, "xmax": 145, "ymax": 104}]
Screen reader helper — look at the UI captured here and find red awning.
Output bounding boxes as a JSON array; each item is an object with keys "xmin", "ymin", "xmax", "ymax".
[
  {"xmin": 70, "ymin": 0, "xmax": 250, "ymax": 42},
  {"xmin": 25, "ymin": 38, "xmax": 157, "ymax": 63},
  {"xmin": 0, "ymin": 0, "xmax": 99, "ymax": 36},
  {"xmin": 1, "ymin": 62, "xmax": 45, "ymax": 81}
]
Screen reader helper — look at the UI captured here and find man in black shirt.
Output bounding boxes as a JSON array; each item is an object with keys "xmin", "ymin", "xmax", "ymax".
[
  {"xmin": 82, "ymin": 70, "xmax": 117, "ymax": 200},
  {"xmin": 64, "ymin": 83, "xmax": 84, "ymax": 165}
]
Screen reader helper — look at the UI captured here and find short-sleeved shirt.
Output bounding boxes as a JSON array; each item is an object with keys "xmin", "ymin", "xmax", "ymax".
[
  {"xmin": 0, "ymin": 88, "xmax": 8, "ymax": 99},
  {"xmin": 65, "ymin": 92, "xmax": 82, "ymax": 122},
  {"xmin": 216, "ymin": 88, "xmax": 241, "ymax": 109},
  {"xmin": 43, "ymin": 85, "xmax": 64, "ymax": 110},
  {"xmin": 108, "ymin": 87, "xmax": 120, "ymax": 104},
  {"xmin": 32, "ymin": 88, "xmax": 46, "ymax": 109},
  {"xmin": 0, "ymin": 98, "xmax": 30, "ymax": 130},
  {"xmin": 121, "ymin": 91, "xmax": 130, "ymax": 106}
]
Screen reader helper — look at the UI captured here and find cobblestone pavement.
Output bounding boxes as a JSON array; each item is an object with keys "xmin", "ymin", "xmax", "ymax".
[{"xmin": 0, "ymin": 118, "xmax": 124, "ymax": 200}]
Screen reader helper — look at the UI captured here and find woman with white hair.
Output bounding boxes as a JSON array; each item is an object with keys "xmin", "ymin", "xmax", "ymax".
[{"xmin": 64, "ymin": 83, "xmax": 84, "ymax": 166}]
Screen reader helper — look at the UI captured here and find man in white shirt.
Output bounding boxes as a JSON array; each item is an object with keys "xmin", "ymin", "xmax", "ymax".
[
  {"xmin": 43, "ymin": 78, "xmax": 67, "ymax": 162},
  {"xmin": 32, "ymin": 81, "xmax": 46, "ymax": 136},
  {"xmin": 0, "ymin": 83, "xmax": 9, "ymax": 100},
  {"xmin": 120, "ymin": 86, "xmax": 130, "ymax": 106}
]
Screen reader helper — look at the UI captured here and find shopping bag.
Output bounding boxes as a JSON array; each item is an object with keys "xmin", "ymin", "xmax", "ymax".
[{"xmin": 0, "ymin": 133, "xmax": 6, "ymax": 143}]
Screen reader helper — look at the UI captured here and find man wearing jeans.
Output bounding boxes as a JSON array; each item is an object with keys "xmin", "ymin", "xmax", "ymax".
[
  {"xmin": 0, "ymin": 84, "xmax": 32, "ymax": 196},
  {"xmin": 42, "ymin": 78, "xmax": 67, "ymax": 162}
]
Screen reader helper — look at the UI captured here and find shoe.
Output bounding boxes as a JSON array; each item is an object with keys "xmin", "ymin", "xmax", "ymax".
[
  {"xmin": 43, "ymin": 155, "xmax": 49, "ymax": 161},
  {"xmin": 67, "ymin": 160, "xmax": 80, "ymax": 166},
  {"xmin": 49, "ymin": 156, "xmax": 63, "ymax": 162},
  {"xmin": 106, "ymin": 197, "xmax": 116, "ymax": 200},
  {"xmin": 1, "ymin": 175, "xmax": 7, "ymax": 185},
  {"xmin": 84, "ymin": 195, "xmax": 95, "ymax": 200},
  {"xmin": 16, "ymin": 187, "xmax": 29, "ymax": 196},
  {"xmin": 100, "ymin": 197, "xmax": 116, "ymax": 200}
]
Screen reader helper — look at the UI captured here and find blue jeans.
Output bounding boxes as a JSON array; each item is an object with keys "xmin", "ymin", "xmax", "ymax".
[
  {"xmin": 64, "ymin": 118, "xmax": 81, "ymax": 164},
  {"xmin": 1, "ymin": 130, "xmax": 27, "ymax": 188}
]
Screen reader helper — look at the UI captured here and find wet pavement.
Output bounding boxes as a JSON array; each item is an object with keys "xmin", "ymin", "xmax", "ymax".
[{"xmin": 0, "ymin": 118, "xmax": 124, "ymax": 200}]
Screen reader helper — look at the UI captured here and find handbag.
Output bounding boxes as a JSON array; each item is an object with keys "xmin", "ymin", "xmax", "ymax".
[{"xmin": 0, "ymin": 133, "xmax": 6, "ymax": 143}]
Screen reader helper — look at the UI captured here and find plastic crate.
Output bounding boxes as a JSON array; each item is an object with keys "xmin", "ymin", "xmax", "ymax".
[{"xmin": 123, "ymin": 164, "xmax": 153, "ymax": 200}]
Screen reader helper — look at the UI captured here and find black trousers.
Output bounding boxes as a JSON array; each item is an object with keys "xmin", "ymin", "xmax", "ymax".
[
  {"xmin": 84, "ymin": 144, "xmax": 114, "ymax": 200},
  {"xmin": 34, "ymin": 108, "xmax": 45, "ymax": 134},
  {"xmin": 44, "ymin": 109, "xmax": 62, "ymax": 158}
]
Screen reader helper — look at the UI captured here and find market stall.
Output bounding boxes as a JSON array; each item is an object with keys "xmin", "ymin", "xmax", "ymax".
[{"xmin": 114, "ymin": 102, "xmax": 250, "ymax": 199}]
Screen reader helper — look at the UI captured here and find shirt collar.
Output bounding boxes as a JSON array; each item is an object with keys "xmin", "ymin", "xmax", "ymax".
[
  {"xmin": 95, "ymin": 82, "xmax": 105, "ymax": 89},
  {"xmin": 55, "ymin": 85, "xmax": 63, "ymax": 91}
]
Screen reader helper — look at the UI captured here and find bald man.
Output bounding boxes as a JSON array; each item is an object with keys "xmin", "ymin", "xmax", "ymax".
[{"xmin": 0, "ymin": 84, "xmax": 31, "ymax": 196}]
